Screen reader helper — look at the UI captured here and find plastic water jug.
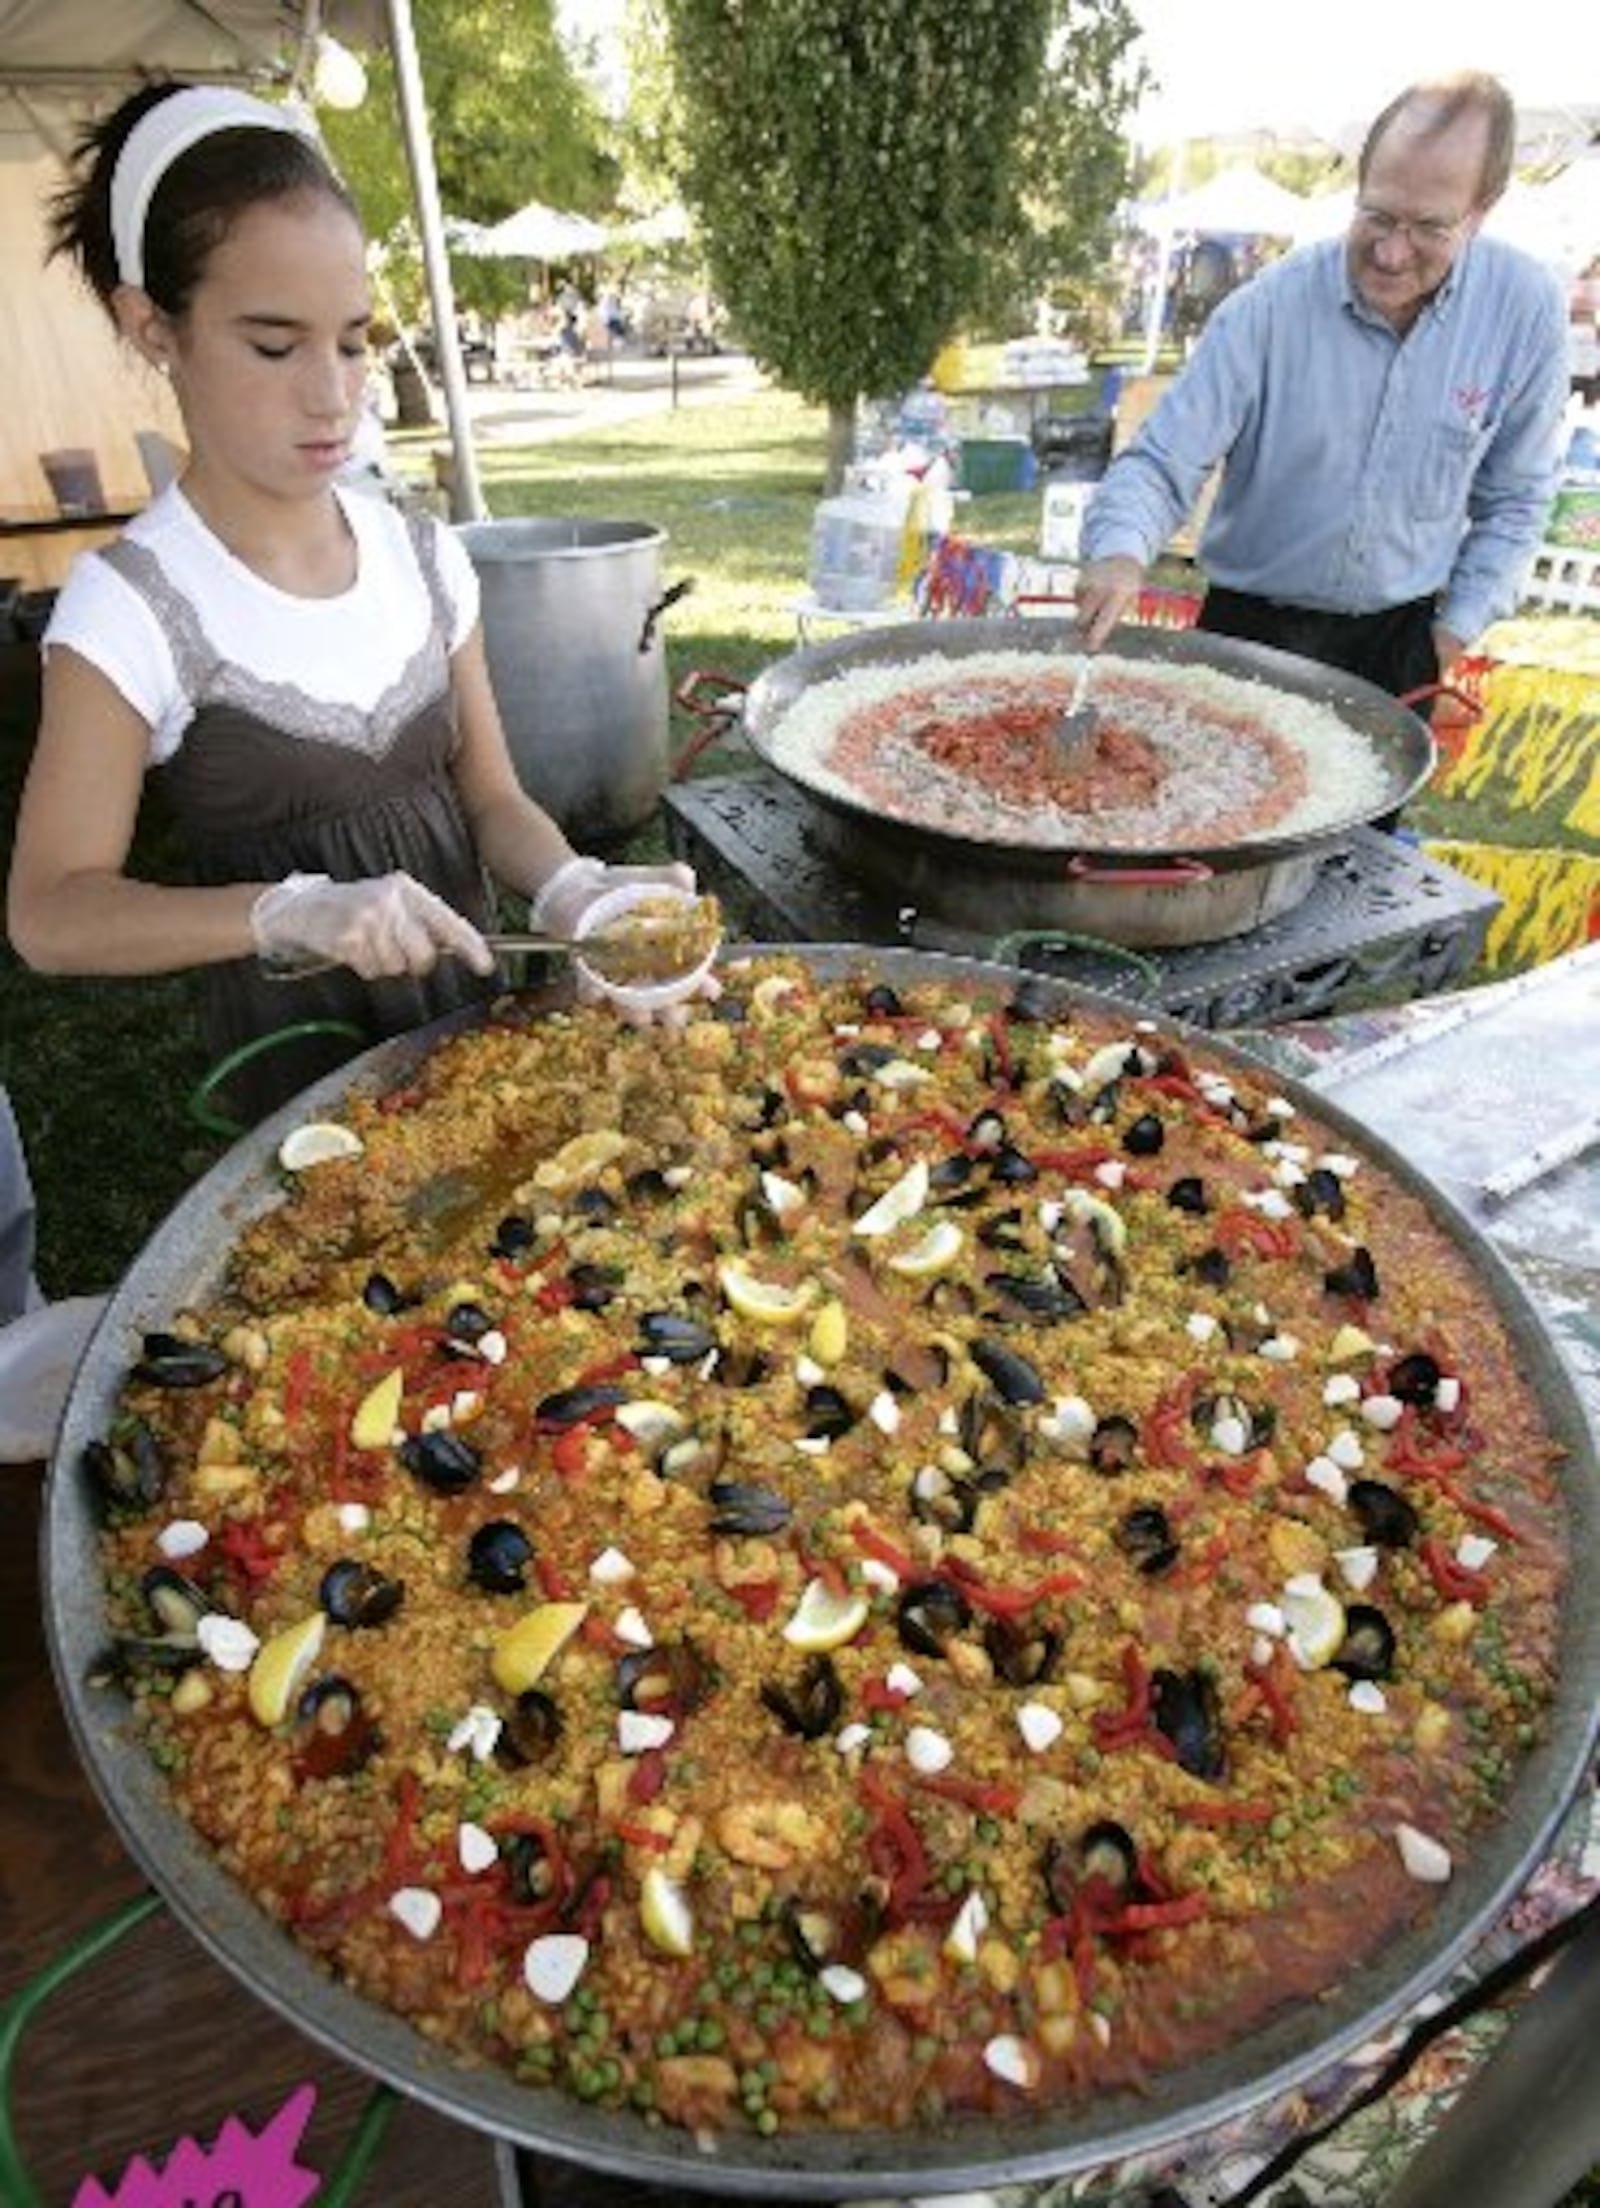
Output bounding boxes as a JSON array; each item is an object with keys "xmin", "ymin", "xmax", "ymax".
[{"xmin": 809, "ymin": 488, "xmax": 906, "ymax": 612}]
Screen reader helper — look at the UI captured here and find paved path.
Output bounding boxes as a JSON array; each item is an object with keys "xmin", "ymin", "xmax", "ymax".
[{"xmin": 458, "ymin": 350, "xmax": 769, "ymax": 448}]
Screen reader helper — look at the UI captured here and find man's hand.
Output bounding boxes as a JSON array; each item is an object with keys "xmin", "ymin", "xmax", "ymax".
[{"xmin": 1075, "ymin": 556, "xmax": 1146, "ymax": 650}]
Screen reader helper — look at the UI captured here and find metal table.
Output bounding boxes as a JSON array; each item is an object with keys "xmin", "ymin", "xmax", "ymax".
[{"xmin": 663, "ymin": 772, "xmax": 1501, "ymax": 1028}]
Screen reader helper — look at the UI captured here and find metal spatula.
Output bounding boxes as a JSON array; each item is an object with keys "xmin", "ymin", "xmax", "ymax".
[{"xmin": 1049, "ymin": 654, "xmax": 1099, "ymax": 766}]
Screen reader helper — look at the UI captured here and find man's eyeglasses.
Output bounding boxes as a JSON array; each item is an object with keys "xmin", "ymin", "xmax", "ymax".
[{"xmin": 1354, "ymin": 203, "xmax": 1471, "ymax": 249}]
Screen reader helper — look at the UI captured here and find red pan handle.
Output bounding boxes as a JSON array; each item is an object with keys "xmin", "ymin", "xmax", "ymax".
[{"xmin": 1064, "ymin": 855, "xmax": 1214, "ymax": 888}]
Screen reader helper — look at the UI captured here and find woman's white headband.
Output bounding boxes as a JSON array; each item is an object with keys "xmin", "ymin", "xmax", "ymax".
[{"xmin": 110, "ymin": 86, "xmax": 318, "ymax": 291}]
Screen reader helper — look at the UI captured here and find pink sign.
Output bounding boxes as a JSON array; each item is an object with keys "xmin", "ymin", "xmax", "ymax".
[{"xmin": 71, "ymin": 2083, "xmax": 320, "ymax": 2208}]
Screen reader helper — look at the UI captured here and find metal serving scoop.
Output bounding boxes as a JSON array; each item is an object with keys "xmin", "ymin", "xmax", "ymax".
[
  {"xmin": 263, "ymin": 916, "xmax": 713, "ymax": 987},
  {"xmin": 1049, "ymin": 654, "xmax": 1100, "ymax": 766}
]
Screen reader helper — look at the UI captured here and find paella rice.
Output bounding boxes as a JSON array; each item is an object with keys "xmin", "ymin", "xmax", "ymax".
[{"xmin": 86, "ymin": 958, "xmax": 1567, "ymax": 2140}]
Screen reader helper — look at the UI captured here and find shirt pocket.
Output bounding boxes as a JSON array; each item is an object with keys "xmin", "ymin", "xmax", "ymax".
[{"xmin": 1411, "ymin": 415, "xmax": 1494, "ymax": 524}]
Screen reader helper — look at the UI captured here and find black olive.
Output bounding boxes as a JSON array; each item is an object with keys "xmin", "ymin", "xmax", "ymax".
[
  {"xmin": 363, "ymin": 1270, "xmax": 414, "ymax": 1315},
  {"xmin": 863, "ymin": 982, "xmax": 904, "ymax": 1018},
  {"xmin": 1166, "ymin": 1175, "xmax": 1208, "ymax": 1215},
  {"xmin": 467, "ymin": 1520, "xmax": 534, "ymax": 1594},
  {"xmin": 570, "ymin": 1185, "xmax": 618, "ymax": 1223},
  {"xmin": 1123, "ymin": 1112, "xmax": 1165, "ymax": 1156},
  {"xmin": 445, "ymin": 1300, "xmax": 495, "ymax": 1343},
  {"xmin": 1186, "ymin": 1245, "xmax": 1232, "ymax": 1287},
  {"xmin": 1333, "ymin": 1604, "xmax": 1397, "ymax": 1682},
  {"xmin": 489, "ymin": 1214, "xmax": 537, "ymax": 1261},
  {"xmin": 567, "ymin": 1262, "xmax": 622, "ymax": 1311},
  {"xmin": 1348, "ymin": 1478, "xmax": 1420, "ymax": 1549}
]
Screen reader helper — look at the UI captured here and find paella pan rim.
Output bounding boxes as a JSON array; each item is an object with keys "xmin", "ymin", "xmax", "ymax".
[
  {"xmin": 43, "ymin": 950, "xmax": 1600, "ymax": 2198},
  {"xmin": 737, "ymin": 617, "xmax": 1438, "ymax": 876}
]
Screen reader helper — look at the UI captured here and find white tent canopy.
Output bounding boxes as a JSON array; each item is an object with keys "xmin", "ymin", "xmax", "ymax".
[
  {"xmin": 465, "ymin": 199, "xmax": 608, "ymax": 261},
  {"xmin": 1138, "ymin": 163, "xmax": 1307, "ymax": 237}
]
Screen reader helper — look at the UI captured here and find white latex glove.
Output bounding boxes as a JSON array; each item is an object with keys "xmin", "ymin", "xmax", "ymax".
[
  {"xmin": 249, "ymin": 871, "xmax": 495, "ymax": 981},
  {"xmin": 529, "ymin": 855, "xmax": 696, "ymax": 938}
]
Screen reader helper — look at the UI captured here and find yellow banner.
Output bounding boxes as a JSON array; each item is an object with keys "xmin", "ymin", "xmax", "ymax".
[{"xmin": 1425, "ymin": 838, "xmax": 1600, "ymax": 971}]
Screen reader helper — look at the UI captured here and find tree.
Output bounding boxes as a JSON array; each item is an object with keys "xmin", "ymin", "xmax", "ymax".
[{"xmin": 661, "ymin": 0, "xmax": 1145, "ymax": 486}]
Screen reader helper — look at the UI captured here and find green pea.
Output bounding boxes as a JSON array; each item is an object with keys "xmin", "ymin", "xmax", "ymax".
[
  {"xmin": 756, "ymin": 2108, "xmax": 780, "ymax": 2136},
  {"xmin": 1269, "ymin": 1812, "xmax": 1294, "ymax": 1841},
  {"xmin": 696, "ymin": 2017, "xmax": 725, "ymax": 2052}
]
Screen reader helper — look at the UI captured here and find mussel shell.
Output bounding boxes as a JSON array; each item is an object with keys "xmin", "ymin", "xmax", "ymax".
[
  {"xmin": 929, "ymin": 1152, "xmax": 978, "ymax": 1197},
  {"xmin": 838, "ymin": 1040, "xmax": 900, "ymax": 1078},
  {"xmin": 1333, "ymin": 1603, "xmax": 1397, "ymax": 1682},
  {"xmin": 1348, "ymin": 1478, "xmax": 1420, "ymax": 1549},
  {"xmin": 1388, "ymin": 1350, "xmax": 1443, "ymax": 1407},
  {"xmin": 534, "ymin": 1382, "xmax": 628, "ymax": 1428},
  {"xmin": 625, "ymin": 1166, "xmax": 675, "ymax": 1205},
  {"xmin": 1079, "ymin": 1819, "xmax": 1139, "ymax": 1891},
  {"xmin": 1325, "ymin": 1246, "xmax": 1380, "ymax": 1302},
  {"xmin": 910, "ymin": 1464, "xmax": 979, "ymax": 1535},
  {"xmin": 761, "ymin": 1653, "xmax": 843, "ymax": 1739},
  {"xmin": 969, "ymin": 1339, "xmax": 1046, "ymax": 1406},
  {"xmin": 362, "ymin": 1270, "xmax": 415, "ymax": 1316},
  {"xmin": 983, "ymin": 1613, "xmax": 1061, "ymax": 1686},
  {"xmin": 319, "ymin": 1557, "xmax": 406, "ymax": 1627},
  {"xmin": 567, "ymin": 1262, "xmax": 623, "ymax": 1312},
  {"xmin": 985, "ymin": 1271, "xmax": 1085, "ymax": 1323},
  {"xmin": 782, "ymin": 1898, "xmax": 840, "ymax": 1971},
  {"xmin": 804, "ymin": 1385, "xmax": 856, "ymax": 1441},
  {"xmin": 897, "ymin": 1577, "xmax": 972, "ymax": 1657},
  {"xmin": 141, "ymin": 1564, "xmax": 215, "ymax": 1636},
  {"xmin": 294, "ymin": 1674, "xmax": 381, "ymax": 1779},
  {"xmin": 503, "ymin": 1826, "xmax": 561, "ymax": 1902},
  {"xmin": 1087, "ymin": 1414, "xmax": 1139, "ymax": 1477},
  {"xmin": 489, "ymin": 1213, "xmax": 536, "ymax": 1260},
  {"xmin": 131, "ymin": 1332, "xmax": 229, "ymax": 1389},
  {"xmin": 1294, "ymin": 1167, "xmax": 1347, "ymax": 1222},
  {"xmin": 712, "ymin": 1345, "xmax": 772, "ymax": 1389},
  {"xmin": 708, "ymin": 1479, "xmax": 792, "ymax": 1536},
  {"xmin": 989, "ymin": 1143, "xmax": 1039, "ymax": 1186},
  {"xmin": 976, "ymin": 1206, "xmax": 1029, "ymax": 1251},
  {"xmin": 83, "ymin": 1424, "xmax": 167, "ymax": 1514},
  {"xmin": 445, "ymin": 1300, "xmax": 496, "ymax": 1343},
  {"xmin": 397, "ymin": 1429, "xmax": 483, "ymax": 1492},
  {"xmin": 1152, "ymin": 1666, "xmax": 1226, "ymax": 1781},
  {"xmin": 467, "ymin": 1520, "xmax": 534, "ymax": 1594},
  {"xmin": 1183, "ymin": 1246, "xmax": 1232, "ymax": 1288},
  {"xmin": 617, "ymin": 1638, "xmax": 719, "ymax": 1716},
  {"xmin": 93, "ymin": 1635, "xmax": 204, "ymax": 1687},
  {"xmin": 637, "ymin": 1312, "xmax": 717, "ymax": 1364},
  {"xmin": 862, "ymin": 982, "xmax": 904, "ymax": 1018},
  {"xmin": 496, "ymin": 1688, "xmax": 564, "ymax": 1768},
  {"xmin": 1166, "ymin": 1176, "xmax": 1209, "ymax": 1215},
  {"xmin": 1007, "ymin": 976, "xmax": 1055, "ymax": 1025},
  {"xmin": 1115, "ymin": 1504, "xmax": 1179, "ymax": 1575},
  {"xmin": 570, "ymin": 1185, "xmax": 619, "ymax": 1224}
]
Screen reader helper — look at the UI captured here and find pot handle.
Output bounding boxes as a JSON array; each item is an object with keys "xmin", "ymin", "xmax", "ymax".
[
  {"xmin": 1395, "ymin": 680, "xmax": 1486, "ymax": 772},
  {"xmin": 671, "ymin": 667, "xmax": 749, "ymax": 781},
  {"xmin": 638, "ymin": 577, "xmax": 695, "ymax": 653},
  {"xmin": 1064, "ymin": 855, "xmax": 1214, "ymax": 888}
]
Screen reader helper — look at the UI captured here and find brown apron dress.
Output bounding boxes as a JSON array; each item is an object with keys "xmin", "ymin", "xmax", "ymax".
[{"xmin": 101, "ymin": 513, "xmax": 498, "ymax": 1125}]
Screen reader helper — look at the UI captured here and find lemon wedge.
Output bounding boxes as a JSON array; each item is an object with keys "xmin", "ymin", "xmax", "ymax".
[
  {"xmin": 639, "ymin": 1865, "xmax": 695, "ymax": 1956},
  {"xmin": 278, "ymin": 1121, "xmax": 364, "ymax": 1172},
  {"xmin": 852, "ymin": 1159, "xmax": 930, "ymax": 1238},
  {"xmin": 490, "ymin": 1601, "xmax": 589, "ymax": 1694},
  {"xmin": 351, "ymin": 1368, "xmax": 404, "ymax": 1451},
  {"xmin": 531, "ymin": 1128, "xmax": 626, "ymax": 1193},
  {"xmin": 886, "ymin": 1219, "xmax": 964, "ymax": 1278},
  {"xmin": 1281, "ymin": 1577, "xmax": 1346, "ymax": 1670},
  {"xmin": 247, "ymin": 1612, "xmax": 327, "ymax": 1726},
  {"xmin": 783, "ymin": 1576, "xmax": 870, "ymax": 1653},
  {"xmin": 718, "ymin": 1259, "xmax": 817, "ymax": 1326},
  {"xmin": 808, "ymin": 1297, "xmax": 848, "ymax": 1367}
]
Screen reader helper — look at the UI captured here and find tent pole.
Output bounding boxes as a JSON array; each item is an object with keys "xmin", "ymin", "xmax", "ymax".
[{"xmin": 383, "ymin": 0, "xmax": 485, "ymax": 523}]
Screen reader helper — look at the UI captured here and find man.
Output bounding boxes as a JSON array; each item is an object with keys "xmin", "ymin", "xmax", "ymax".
[{"xmin": 1077, "ymin": 74, "xmax": 1569, "ymax": 709}]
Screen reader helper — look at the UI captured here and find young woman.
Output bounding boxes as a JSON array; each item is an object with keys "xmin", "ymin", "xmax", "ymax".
[{"xmin": 6, "ymin": 81, "xmax": 697, "ymax": 1119}]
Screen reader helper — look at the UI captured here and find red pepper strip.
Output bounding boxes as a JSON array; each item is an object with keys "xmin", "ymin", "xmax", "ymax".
[
  {"xmin": 895, "ymin": 1106, "xmax": 975, "ymax": 1147},
  {"xmin": 1204, "ymin": 1451, "xmax": 1264, "ymax": 1498},
  {"xmin": 1142, "ymin": 1374, "xmax": 1201, "ymax": 1470},
  {"xmin": 215, "ymin": 1517, "xmax": 280, "ymax": 1589},
  {"xmin": 1016, "ymin": 1524, "xmax": 1079, "ymax": 1558},
  {"xmin": 451, "ymin": 1883, "xmax": 500, "ymax": 1988},
  {"xmin": 1386, "ymin": 1410, "xmax": 1471, "ymax": 1478},
  {"xmin": 579, "ymin": 1614, "xmax": 626, "ymax": 1652},
  {"xmin": 1421, "ymin": 1533, "xmax": 1492, "ymax": 1606},
  {"xmin": 860, "ymin": 1676, "xmax": 912, "ymax": 1711},
  {"xmin": 940, "ymin": 1560, "xmax": 1084, "ymax": 1616},
  {"xmin": 915, "ymin": 1772, "xmax": 1022, "ymax": 1817},
  {"xmin": 851, "ymin": 1522, "xmax": 919, "ymax": 1581},
  {"xmin": 285, "ymin": 1876, "xmax": 386, "ymax": 1936},
  {"xmin": 615, "ymin": 1819, "xmax": 672, "ymax": 1852},
  {"xmin": 533, "ymin": 1555, "xmax": 578, "ymax": 1601},
  {"xmin": 383, "ymin": 1771, "xmax": 423, "ymax": 1889},
  {"xmin": 986, "ymin": 1011, "xmax": 1014, "ymax": 1088},
  {"xmin": 1454, "ymin": 1493, "xmax": 1519, "ymax": 1545},
  {"xmin": 1241, "ymin": 1646, "xmax": 1298, "ymax": 1746},
  {"xmin": 376, "ymin": 1082, "xmax": 424, "ymax": 1115},
  {"xmin": 1090, "ymin": 1641, "xmax": 1155, "ymax": 1747},
  {"xmin": 575, "ymin": 1352, "xmax": 642, "ymax": 1387},
  {"xmin": 533, "ymin": 1276, "xmax": 579, "ymax": 1312},
  {"xmin": 727, "ymin": 1578, "xmax": 782, "ymax": 1622},
  {"xmin": 1029, "ymin": 1145, "xmax": 1118, "ymax": 1181},
  {"xmin": 282, "ymin": 1345, "xmax": 313, "ymax": 1426},
  {"xmin": 570, "ymin": 1870, "xmax": 613, "ymax": 1941},
  {"xmin": 859, "ymin": 1764, "xmax": 933, "ymax": 1918},
  {"xmin": 1214, "ymin": 1206, "xmax": 1298, "ymax": 1261},
  {"xmin": 550, "ymin": 1426, "xmax": 594, "ymax": 1479},
  {"xmin": 627, "ymin": 1748, "xmax": 669, "ymax": 1804},
  {"xmin": 1175, "ymin": 1798, "xmax": 1276, "ymax": 1826},
  {"xmin": 1167, "ymin": 1527, "xmax": 1232, "ymax": 1585}
]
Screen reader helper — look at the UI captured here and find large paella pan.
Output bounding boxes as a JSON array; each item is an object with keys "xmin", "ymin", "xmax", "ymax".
[
  {"xmin": 44, "ymin": 950, "xmax": 1599, "ymax": 2197},
  {"xmin": 733, "ymin": 622, "xmax": 1437, "ymax": 945}
]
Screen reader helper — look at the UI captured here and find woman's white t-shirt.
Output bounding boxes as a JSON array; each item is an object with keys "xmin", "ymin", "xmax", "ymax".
[{"xmin": 44, "ymin": 486, "xmax": 480, "ymax": 767}]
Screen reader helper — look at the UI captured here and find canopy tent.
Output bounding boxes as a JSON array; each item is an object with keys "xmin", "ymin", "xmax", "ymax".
[
  {"xmin": 462, "ymin": 199, "xmax": 608, "ymax": 262},
  {"xmin": 1137, "ymin": 163, "xmax": 1308, "ymax": 238},
  {"xmin": 1490, "ymin": 159, "xmax": 1600, "ymax": 274},
  {"xmin": 0, "ymin": 0, "xmax": 487, "ymax": 523}
]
